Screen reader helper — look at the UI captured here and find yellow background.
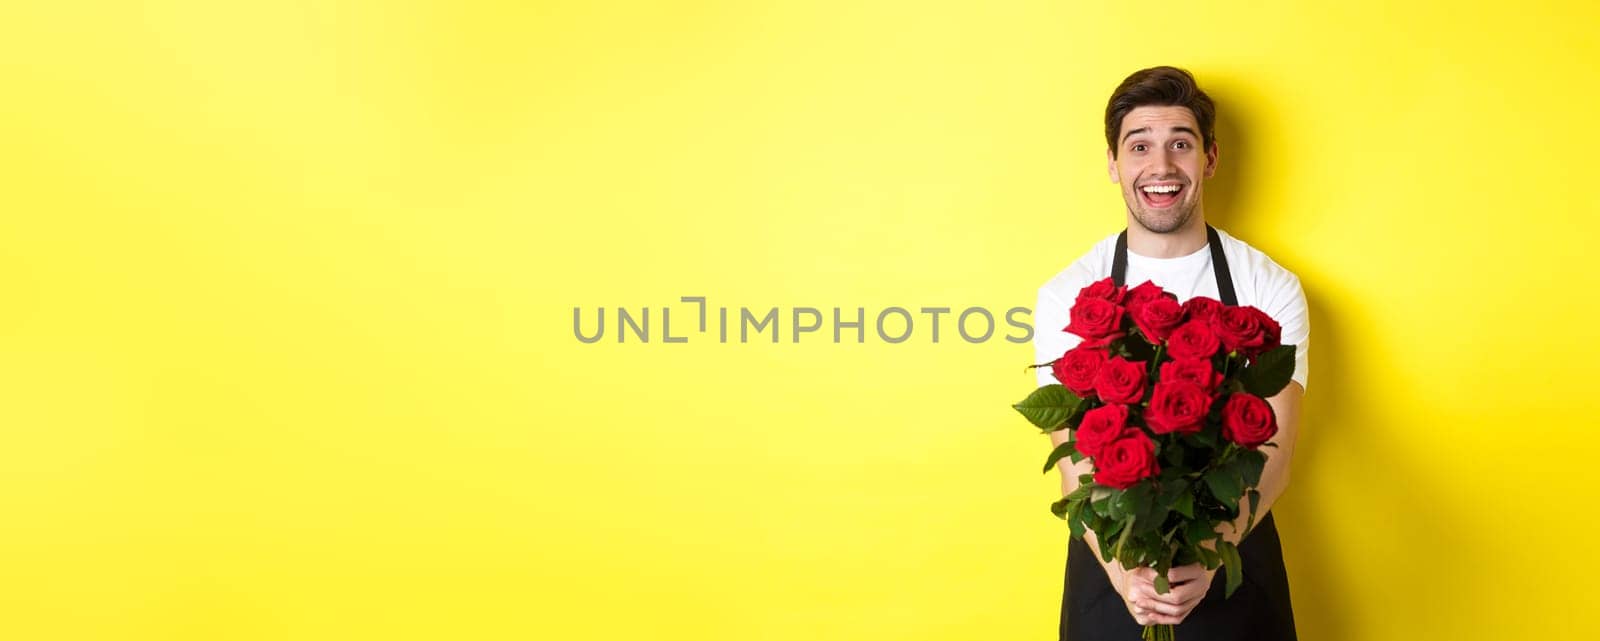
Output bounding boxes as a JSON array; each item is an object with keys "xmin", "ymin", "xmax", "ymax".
[{"xmin": 3, "ymin": 1, "xmax": 1596, "ymax": 639}]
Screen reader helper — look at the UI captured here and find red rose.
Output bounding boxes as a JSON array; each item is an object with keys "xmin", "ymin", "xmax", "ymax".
[
  {"xmin": 1064, "ymin": 298, "xmax": 1125, "ymax": 342},
  {"xmin": 1093, "ymin": 429, "xmax": 1160, "ymax": 489},
  {"xmin": 1052, "ymin": 344, "xmax": 1107, "ymax": 397},
  {"xmin": 1166, "ymin": 319, "xmax": 1222, "ymax": 360},
  {"xmin": 1221, "ymin": 392, "xmax": 1278, "ymax": 449},
  {"xmin": 1133, "ymin": 297, "xmax": 1185, "ymax": 344},
  {"xmin": 1125, "ymin": 280, "xmax": 1176, "ymax": 317},
  {"xmin": 1077, "ymin": 277, "xmax": 1127, "ymax": 304},
  {"xmin": 1159, "ymin": 358, "xmax": 1223, "ymax": 392},
  {"xmin": 1073, "ymin": 403, "xmax": 1128, "ymax": 459},
  {"xmin": 1246, "ymin": 307, "xmax": 1283, "ymax": 355},
  {"xmin": 1092, "ymin": 356, "xmax": 1147, "ymax": 405},
  {"xmin": 1209, "ymin": 306, "xmax": 1283, "ymax": 358},
  {"xmin": 1145, "ymin": 381, "xmax": 1213, "ymax": 435},
  {"xmin": 1182, "ymin": 296, "xmax": 1224, "ymax": 324}
]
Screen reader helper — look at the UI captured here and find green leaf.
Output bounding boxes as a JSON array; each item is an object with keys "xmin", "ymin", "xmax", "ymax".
[
  {"xmin": 1156, "ymin": 478, "xmax": 1186, "ymax": 509},
  {"xmin": 1184, "ymin": 518, "xmax": 1214, "ymax": 547},
  {"xmin": 1162, "ymin": 439, "xmax": 1187, "ymax": 467},
  {"xmin": 1114, "ymin": 483, "xmax": 1154, "ymax": 520},
  {"xmin": 1042, "ymin": 441, "xmax": 1078, "ymax": 473},
  {"xmin": 1068, "ymin": 501, "xmax": 1087, "ymax": 538},
  {"xmin": 1090, "ymin": 484, "xmax": 1115, "ymax": 519},
  {"xmin": 1135, "ymin": 489, "xmax": 1167, "ymax": 535},
  {"xmin": 1105, "ymin": 488, "xmax": 1127, "ymax": 521},
  {"xmin": 1204, "ymin": 467, "xmax": 1243, "ymax": 512},
  {"xmin": 1080, "ymin": 509, "xmax": 1105, "ymax": 536},
  {"xmin": 1245, "ymin": 489, "xmax": 1262, "ymax": 537},
  {"xmin": 1239, "ymin": 345, "xmax": 1296, "ymax": 398},
  {"xmin": 1013, "ymin": 384, "xmax": 1084, "ymax": 431},
  {"xmin": 1153, "ymin": 552, "xmax": 1173, "ymax": 595},
  {"xmin": 1173, "ymin": 491, "xmax": 1195, "ymax": 519},
  {"xmin": 1236, "ymin": 450, "xmax": 1266, "ymax": 487},
  {"xmin": 1064, "ymin": 482, "xmax": 1096, "ymax": 503},
  {"xmin": 1218, "ymin": 540, "xmax": 1244, "ymax": 598},
  {"xmin": 1097, "ymin": 521, "xmax": 1123, "ymax": 561},
  {"xmin": 1050, "ymin": 496, "xmax": 1072, "ymax": 520},
  {"xmin": 1091, "ymin": 496, "xmax": 1112, "ymax": 519}
]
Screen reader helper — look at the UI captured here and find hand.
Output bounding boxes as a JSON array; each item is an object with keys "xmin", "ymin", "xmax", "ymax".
[{"xmin": 1112, "ymin": 563, "xmax": 1216, "ymax": 626}]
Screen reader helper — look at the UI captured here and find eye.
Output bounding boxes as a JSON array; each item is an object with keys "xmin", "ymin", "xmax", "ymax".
[
  {"xmin": 1173, "ymin": 140, "xmax": 1190, "ymax": 150},
  {"xmin": 1131, "ymin": 144, "xmax": 1147, "ymax": 152}
]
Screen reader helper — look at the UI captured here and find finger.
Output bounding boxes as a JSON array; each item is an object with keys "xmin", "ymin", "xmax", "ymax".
[
  {"xmin": 1146, "ymin": 588, "xmax": 1186, "ymax": 606},
  {"xmin": 1127, "ymin": 584, "xmax": 1161, "ymax": 605},
  {"xmin": 1166, "ymin": 563, "xmax": 1208, "ymax": 584},
  {"xmin": 1169, "ymin": 592, "xmax": 1208, "ymax": 622},
  {"xmin": 1126, "ymin": 581, "xmax": 1152, "ymax": 607},
  {"xmin": 1144, "ymin": 578, "xmax": 1193, "ymax": 605},
  {"xmin": 1125, "ymin": 600, "xmax": 1144, "ymax": 624},
  {"xmin": 1126, "ymin": 567, "xmax": 1157, "ymax": 588},
  {"xmin": 1132, "ymin": 596, "xmax": 1185, "ymax": 617},
  {"xmin": 1130, "ymin": 596, "xmax": 1187, "ymax": 627},
  {"xmin": 1131, "ymin": 605, "xmax": 1173, "ymax": 626},
  {"xmin": 1161, "ymin": 581, "xmax": 1210, "ymax": 606}
]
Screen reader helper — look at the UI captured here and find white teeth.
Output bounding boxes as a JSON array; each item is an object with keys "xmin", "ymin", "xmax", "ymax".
[{"xmin": 1142, "ymin": 184, "xmax": 1181, "ymax": 194}]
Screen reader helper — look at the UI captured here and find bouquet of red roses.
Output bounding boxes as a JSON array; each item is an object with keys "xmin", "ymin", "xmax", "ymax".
[{"xmin": 1015, "ymin": 278, "xmax": 1296, "ymax": 641}]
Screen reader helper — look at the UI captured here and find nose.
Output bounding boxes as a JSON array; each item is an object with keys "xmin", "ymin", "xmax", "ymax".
[{"xmin": 1151, "ymin": 148, "xmax": 1179, "ymax": 176}]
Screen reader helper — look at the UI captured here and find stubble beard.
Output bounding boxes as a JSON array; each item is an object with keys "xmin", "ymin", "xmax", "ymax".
[{"xmin": 1126, "ymin": 189, "xmax": 1198, "ymax": 235}]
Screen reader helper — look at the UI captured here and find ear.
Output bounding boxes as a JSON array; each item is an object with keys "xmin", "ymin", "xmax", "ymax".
[
  {"xmin": 1203, "ymin": 142, "xmax": 1219, "ymax": 179},
  {"xmin": 1107, "ymin": 148, "xmax": 1119, "ymax": 183}
]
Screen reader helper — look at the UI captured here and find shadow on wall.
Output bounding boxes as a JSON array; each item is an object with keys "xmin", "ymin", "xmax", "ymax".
[
  {"xmin": 1194, "ymin": 77, "xmax": 1260, "ymax": 235},
  {"xmin": 1201, "ymin": 80, "xmax": 1472, "ymax": 638}
]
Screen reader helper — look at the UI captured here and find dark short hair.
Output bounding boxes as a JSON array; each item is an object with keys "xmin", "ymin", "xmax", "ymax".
[{"xmin": 1104, "ymin": 66, "xmax": 1216, "ymax": 158}]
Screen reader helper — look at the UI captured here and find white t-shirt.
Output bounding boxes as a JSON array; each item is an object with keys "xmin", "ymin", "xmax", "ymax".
[{"xmin": 1032, "ymin": 226, "xmax": 1310, "ymax": 393}]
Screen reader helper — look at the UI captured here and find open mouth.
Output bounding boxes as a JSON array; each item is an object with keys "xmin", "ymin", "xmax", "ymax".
[{"xmin": 1139, "ymin": 183, "xmax": 1184, "ymax": 209}]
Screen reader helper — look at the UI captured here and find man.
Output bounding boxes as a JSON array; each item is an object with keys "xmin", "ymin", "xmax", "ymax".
[{"xmin": 1033, "ymin": 66, "xmax": 1309, "ymax": 640}]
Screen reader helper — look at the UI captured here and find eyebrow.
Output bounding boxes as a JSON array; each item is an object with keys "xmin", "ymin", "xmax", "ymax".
[{"xmin": 1122, "ymin": 126, "xmax": 1201, "ymax": 145}]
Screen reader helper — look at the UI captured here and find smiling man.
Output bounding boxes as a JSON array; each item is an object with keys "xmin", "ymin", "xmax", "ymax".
[{"xmin": 1033, "ymin": 66, "xmax": 1309, "ymax": 640}]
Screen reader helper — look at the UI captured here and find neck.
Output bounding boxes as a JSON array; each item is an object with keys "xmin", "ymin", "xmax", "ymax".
[{"xmin": 1125, "ymin": 214, "xmax": 1208, "ymax": 258}]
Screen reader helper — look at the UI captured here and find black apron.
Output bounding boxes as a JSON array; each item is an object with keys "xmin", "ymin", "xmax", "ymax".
[{"xmin": 1060, "ymin": 225, "xmax": 1298, "ymax": 640}]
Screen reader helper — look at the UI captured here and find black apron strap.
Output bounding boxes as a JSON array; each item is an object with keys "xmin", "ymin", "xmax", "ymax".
[
  {"xmin": 1111, "ymin": 230, "xmax": 1129, "ymax": 288},
  {"xmin": 1206, "ymin": 224, "xmax": 1238, "ymax": 307},
  {"xmin": 1110, "ymin": 224, "xmax": 1237, "ymax": 307}
]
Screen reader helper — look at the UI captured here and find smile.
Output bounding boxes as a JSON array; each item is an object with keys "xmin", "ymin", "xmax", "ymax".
[{"xmin": 1139, "ymin": 183, "xmax": 1184, "ymax": 209}]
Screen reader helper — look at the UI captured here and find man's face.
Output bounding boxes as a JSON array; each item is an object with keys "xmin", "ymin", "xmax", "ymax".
[{"xmin": 1107, "ymin": 105, "xmax": 1218, "ymax": 234}]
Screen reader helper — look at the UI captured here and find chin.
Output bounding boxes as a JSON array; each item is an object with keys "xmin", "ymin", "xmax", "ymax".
[{"xmin": 1133, "ymin": 210, "xmax": 1192, "ymax": 234}]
